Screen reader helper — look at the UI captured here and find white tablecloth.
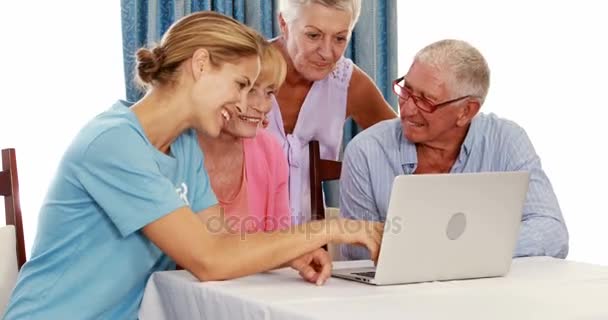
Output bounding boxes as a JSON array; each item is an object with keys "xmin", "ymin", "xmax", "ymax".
[{"xmin": 139, "ymin": 257, "xmax": 608, "ymax": 320}]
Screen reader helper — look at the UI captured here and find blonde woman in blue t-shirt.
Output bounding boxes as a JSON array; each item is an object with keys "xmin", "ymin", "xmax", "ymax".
[{"xmin": 3, "ymin": 12, "xmax": 382, "ymax": 320}]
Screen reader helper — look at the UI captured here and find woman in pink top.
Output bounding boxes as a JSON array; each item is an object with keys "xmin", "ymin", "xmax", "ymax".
[{"xmin": 198, "ymin": 45, "xmax": 290, "ymax": 233}]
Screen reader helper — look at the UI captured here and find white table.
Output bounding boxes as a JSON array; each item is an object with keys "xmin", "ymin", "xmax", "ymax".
[{"xmin": 139, "ymin": 257, "xmax": 608, "ymax": 320}]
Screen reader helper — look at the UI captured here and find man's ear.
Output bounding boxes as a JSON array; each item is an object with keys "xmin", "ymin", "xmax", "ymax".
[
  {"xmin": 278, "ymin": 12, "xmax": 289, "ymax": 38},
  {"xmin": 191, "ymin": 48, "xmax": 210, "ymax": 80},
  {"xmin": 456, "ymin": 99, "xmax": 481, "ymax": 127}
]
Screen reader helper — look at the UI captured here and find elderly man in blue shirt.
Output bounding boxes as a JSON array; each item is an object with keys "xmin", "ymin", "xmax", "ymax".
[{"xmin": 340, "ymin": 39, "xmax": 568, "ymax": 260}]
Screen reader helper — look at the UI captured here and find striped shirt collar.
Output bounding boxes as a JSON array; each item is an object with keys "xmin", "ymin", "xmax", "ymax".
[{"xmin": 396, "ymin": 116, "xmax": 479, "ymax": 174}]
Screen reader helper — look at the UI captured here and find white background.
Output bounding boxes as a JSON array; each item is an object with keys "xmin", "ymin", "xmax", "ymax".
[
  {"xmin": 1, "ymin": 1, "xmax": 606, "ymax": 265},
  {"xmin": 0, "ymin": 1, "xmax": 124, "ymax": 249},
  {"xmin": 397, "ymin": 0, "xmax": 608, "ymax": 265}
]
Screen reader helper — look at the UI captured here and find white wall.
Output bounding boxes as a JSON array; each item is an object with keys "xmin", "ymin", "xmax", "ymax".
[
  {"xmin": 397, "ymin": 0, "xmax": 608, "ymax": 265},
  {"xmin": 0, "ymin": 1, "xmax": 124, "ymax": 252}
]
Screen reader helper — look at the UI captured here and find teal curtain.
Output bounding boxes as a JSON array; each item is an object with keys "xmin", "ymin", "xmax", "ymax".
[
  {"xmin": 326, "ymin": 0, "xmax": 399, "ymax": 207},
  {"xmin": 343, "ymin": 0, "xmax": 399, "ymax": 144},
  {"xmin": 120, "ymin": 0, "xmax": 279, "ymax": 102}
]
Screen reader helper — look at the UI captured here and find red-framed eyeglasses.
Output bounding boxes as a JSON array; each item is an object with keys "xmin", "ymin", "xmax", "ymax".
[{"xmin": 392, "ymin": 76, "xmax": 473, "ymax": 113}]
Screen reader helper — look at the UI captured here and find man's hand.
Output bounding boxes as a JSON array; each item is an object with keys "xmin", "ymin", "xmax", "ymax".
[{"xmin": 289, "ymin": 248, "xmax": 332, "ymax": 286}]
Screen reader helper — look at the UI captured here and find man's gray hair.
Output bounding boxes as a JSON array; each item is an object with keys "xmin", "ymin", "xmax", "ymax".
[
  {"xmin": 415, "ymin": 39, "xmax": 490, "ymax": 105},
  {"xmin": 280, "ymin": 0, "xmax": 361, "ymax": 31}
]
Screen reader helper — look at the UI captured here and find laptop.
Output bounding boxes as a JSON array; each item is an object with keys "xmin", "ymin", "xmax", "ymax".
[{"xmin": 332, "ymin": 171, "xmax": 530, "ymax": 285}]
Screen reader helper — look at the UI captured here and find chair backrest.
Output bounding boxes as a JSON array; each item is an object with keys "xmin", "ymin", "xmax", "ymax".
[
  {"xmin": 0, "ymin": 225, "xmax": 19, "ymax": 315},
  {"xmin": 1, "ymin": 148, "xmax": 26, "ymax": 270},
  {"xmin": 308, "ymin": 141, "xmax": 342, "ymax": 220}
]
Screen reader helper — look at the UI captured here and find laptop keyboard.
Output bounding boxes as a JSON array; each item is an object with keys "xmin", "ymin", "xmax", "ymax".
[{"xmin": 353, "ymin": 271, "xmax": 376, "ymax": 278}]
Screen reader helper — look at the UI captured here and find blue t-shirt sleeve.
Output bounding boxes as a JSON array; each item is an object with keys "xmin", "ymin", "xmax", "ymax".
[{"xmin": 76, "ymin": 126, "xmax": 187, "ymax": 237}]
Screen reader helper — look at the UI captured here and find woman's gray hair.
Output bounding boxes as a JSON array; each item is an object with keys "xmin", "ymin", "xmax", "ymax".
[
  {"xmin": 280, "ymin": 0, "xmax": 361, "ymax": 31},
  {"xmin": 415, "ymin": 39, "xmax": 491, "ymax": 105}
]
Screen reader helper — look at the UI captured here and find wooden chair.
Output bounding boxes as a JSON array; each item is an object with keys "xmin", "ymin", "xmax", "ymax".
[
  {"xmin": 0, "ymin": 224, "xmax": 18, "ymax": 315},
  {"xmin": 1, "ymin": 148, "xmax": 25, "ymax": 314},
  {"xmin": 309, "ymin": 141, "xmax": 342, "ymax": 221},
  {"xmin": 309, "ymin": 141, "xmax": 346, "ymax": 260},
  {"xmin": 1, "ymin": 148, "xmax": 26, "ymax": 270}
]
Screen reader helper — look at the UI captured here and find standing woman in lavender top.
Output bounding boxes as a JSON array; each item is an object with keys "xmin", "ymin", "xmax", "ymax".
[{"xmin": 268, "ymin": 0, "xmax": 398, "ymax": 223}]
